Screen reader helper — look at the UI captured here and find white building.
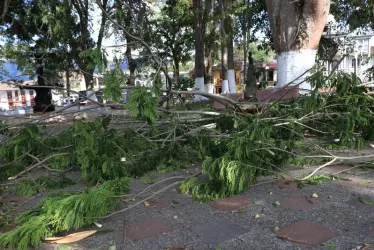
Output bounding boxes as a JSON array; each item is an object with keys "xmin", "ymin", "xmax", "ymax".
[
  {"xmin": 0, "ymin": 80, "xmax": 36, "ymax": 110},
  {"xmin": 322, "ymin": 32, "xmax": 374, "ymax": 82}
]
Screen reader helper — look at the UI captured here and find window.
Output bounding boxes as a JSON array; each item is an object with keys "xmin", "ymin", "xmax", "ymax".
[
  {"xmin": 352, "ymin": 58, "xmax": 362, "ymax": 67},
  {"xmin": 268, "ymin": 70, "xmax": 274, "ymax": 81}
]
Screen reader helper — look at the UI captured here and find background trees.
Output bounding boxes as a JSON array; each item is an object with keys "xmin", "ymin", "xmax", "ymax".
[
  {"xmin": 1, "ymin": 0, "xmax": 357, "ymax": 96},
  {"xmin": 150, "ymin": 0, "xmax": 194, "ymax": 87},
  {"xmin": 0, "ymin": 0, "xmax": 109, "ymax": 89}
]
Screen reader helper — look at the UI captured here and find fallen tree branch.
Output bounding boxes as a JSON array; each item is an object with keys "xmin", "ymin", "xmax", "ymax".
[
  {"xmin": 95, "ymin": 172, "xmax": 201, "ymax": 219},
  {"xmin": 158, "ymin": 108, "xmax": 222, "ymax": 116},
  {"xmin": 170, "ymin": 90, "xmax": 239, "ymax": 108},
  {"xmin": 298, "ymin": 158, "xmax": 338, "ymax": 181},
  {"xmin": 8, "ymin": 153, "xmax": 70, "ymax": 180}
]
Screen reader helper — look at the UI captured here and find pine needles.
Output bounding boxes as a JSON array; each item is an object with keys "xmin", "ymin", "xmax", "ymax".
[
  {"xmin": 0, "ymin": 177, "xmax": 130, "ymax": 250},
  {"xmin": 0, "ymin": 215, "xmax": 51, "ymax": 250},
  {"xmin": 15, "ymin": 175, "xmax": 75, "ymax": 197}
]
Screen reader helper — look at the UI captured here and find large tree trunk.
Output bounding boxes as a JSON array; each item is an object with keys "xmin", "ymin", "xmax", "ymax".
[
  {"xmin": 71, "ymin": 0, "xmax": 95, "ymax": 90},
  {"xmin": 193, "ymin": 0, "xmax": 205, "ymax": 100},
  {"xmin": 219, "ymin": 0, "xmax": 229, "ymax": 94},
  {"xmin": 204, "ymin": 0, "xmax": 214, "ymax": 94},
  {"xmin": 245, "ymin": 51, "xmax": 257, "ymax": 97},
  {"xmin": 265, "ymin": 0, "xmax": 330, "ymax": 93},
  {"xmin": 205, "ymin": 49, "xmax": 214, "ymax": 93},
  {"xmin": 83, "ymin": 69, "xmax": 94, "ymax": 90},
  {"xmin": 124, "ymin": 0, "xmax": 136, "ymax": 86},
  {"xmin": 224, "ymin": 0, "xmax": 236, "ymax": 93},
  {"xmin": 173, "ymin": 56, "xmax": 180, "ymax": 86}
]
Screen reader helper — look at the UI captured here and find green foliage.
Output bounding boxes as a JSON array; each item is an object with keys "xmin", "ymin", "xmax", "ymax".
[
  {"xmin": 80, "ymin": 48, "xmax": 108, "ymax": 73},
  {"xmin": 234, "ymin": 42, "xmax": 275, "ymax": 63},
  {"xmin": 0, "ymin": 163, "xmax": 24, "ymax": 181},
  {"xmin": 128, "ymin": 141, "xmax": 197, "ymax": 177},
  {"xmin": 182, "ymin": 115, "xmax": 300, "ymax": 200},
  {"xmin": 99, "ymin": 177, "xmax": 130, "ymax": 195},
  {"xmin": 150, "ymin": 0, "xmax": 194, "ymax": 77},
  {"xmin": 359, "ymin": 197, "xmax": 374, "ymax": 206},
  {"xmin": 103, "ymin": 59, "xmax": 125, "ymax": 103},
  {"xmin": 176, "ymin": 75, "xmax": 194, "ymax": 91},
  {"xmin": 71, "ymin": 117, "xmax": 127, "ymax": 182},
  {"xmin": 0, "ymin": 215, "xmax": 51, "ymax": 250},
  {"xmin": 125, "ymin": 75, "xmax": 162, "ymax": 125},
  {"xmin": 297, "ymin": 175, "xmax": 341, "ymax": 188},
  {"xmin": 0, "ymin": 177, "xmax": 130, "ymax": 250},
  {"xmin": 182, "ymin": 71, "xmax": 374, "ymax": 200},
  {"xmin": 0, "ymin": 125, "xmax": 49, "ymax": 162},
  {"xmin": 16, "ymin": 175, "xmax": 75, "ymax": 197},
  {"xmin": 16, "ymin": 180, "xmax": 39, "ymax": 197},
  {"xmin": 0, "ymin": 117, "xmax": 153, "ymax": 184},
  {"xmin": 139, "ymin": 176, "xmax": 154, "ymax": 184}
]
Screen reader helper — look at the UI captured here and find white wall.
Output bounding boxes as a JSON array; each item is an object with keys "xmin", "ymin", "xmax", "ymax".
[{"xmin": 0, "ymin": 91, "xmax": 9, "ymax": 110}]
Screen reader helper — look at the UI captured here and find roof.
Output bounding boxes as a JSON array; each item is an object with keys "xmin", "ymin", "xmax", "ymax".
[
  {"xmin": 0, "ymin": 79, "xmax": 37, "ymax": 91},
  {"xmin": 261, "ymin": 61, "xmax": 277, "ymax": 70}
]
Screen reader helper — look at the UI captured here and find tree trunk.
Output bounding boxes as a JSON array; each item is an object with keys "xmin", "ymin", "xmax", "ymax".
[
  {"xmin": 265, "ymin": 0, "xmax": 330, "ymax": 93},
  {"xmin": 97, "ymin": 0, "xmax": 108, "ymax": 50},
  {"xmin": 204, "ymin": 0, "xmax": 214, "ymax": 94},
  {"xmin": 173, "ymin": 56, "xmax": 180, "ymax": 87},
  {"xmin": 83, "ymin": 70, "xmax": 94, "ymax": 89},
  {"xmin": 224, "ymin": 0, "xmax": 236, "ymax": 93},
  {"xmin": 245, "ymin": 51, "xmax": 257, "ymax": 97},
  {"xmin": 193, "ymin": 0, "xmax": 205, "ymax": 100},
  {"xmin": 125, "ymin": 45, "xmax": 136, "ymax": 86},
  {"xmin": 205, "ymin": 49, "xmax": 214, "ymax": 93},
  {"xmin": 125, "ymin": 0, "xmax": 136, "ymax": 86},
  {"xmin": 219, "ymin": 0, "xmax": 229, "ymax": 94},
  {"xmin": 243, "ymin": 31, "xmax": 247, "ymax": 88},
  {"xmin": 66, "ymin": 60, "xmax": 70, "ymax": 100}
]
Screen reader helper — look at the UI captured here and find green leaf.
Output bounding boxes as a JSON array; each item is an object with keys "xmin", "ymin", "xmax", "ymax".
[{"xmin": 359, "ymin": 197, "xmax": 374, "ymax": 206}]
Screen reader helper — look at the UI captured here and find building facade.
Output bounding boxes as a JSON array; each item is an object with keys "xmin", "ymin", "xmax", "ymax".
[
  {"xmin": 0, "ymin": 80, "xmax": 36, "ymax": 110},
  {"xmin": 322, "ymin": 32, "xmax": 374, "ymax": 82}
]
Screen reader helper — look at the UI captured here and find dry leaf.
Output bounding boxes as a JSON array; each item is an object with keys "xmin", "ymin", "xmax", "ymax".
[{"xmin": 44, "ymin": 230, "xmax": 97, "ymax": 244}]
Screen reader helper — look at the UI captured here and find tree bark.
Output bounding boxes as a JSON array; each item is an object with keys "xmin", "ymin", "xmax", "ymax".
[
  {"xmin": 71, "ymin": 0, "xmax": 95, "ymax": 89},
  {"xmin": 66, "ymin": 59, "xmax": 70, "ymax": 98},
  {"xmin": 173, "ymin": 56, "xmax": 180, "ymax": 86},
  {"xmin": 219, "ymin": 0, "xmax": 229, "ymax": 94},
  {"xmin": 124, "ymin": 0, "xmax": 136, "ymax": 86},
  {"xmin": 204, "ymin": 0, "xmax": 214, "ymax": 94},
  {"xmin": 265, "ymin": 0, "xmax": 330, "ymax": 92},
  {"xmin": 193, "ymin": 0, "xmax": 205, "ymax": 100},
  {"xmin": 83, "ymin": 69, "xmax": 94, "ymax": 89},
  {"xmin": 224, "ymin": 0, "xmax": 236, "ymax": 93},
  {"xmin": 245, "ymin": 51, "xmax": 257, "ymax": 97}
]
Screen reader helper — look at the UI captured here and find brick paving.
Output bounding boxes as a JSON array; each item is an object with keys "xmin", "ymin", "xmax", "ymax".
[{"xmin": 2, "ymin": 162, "xmax": 374, "ymax": 249}]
